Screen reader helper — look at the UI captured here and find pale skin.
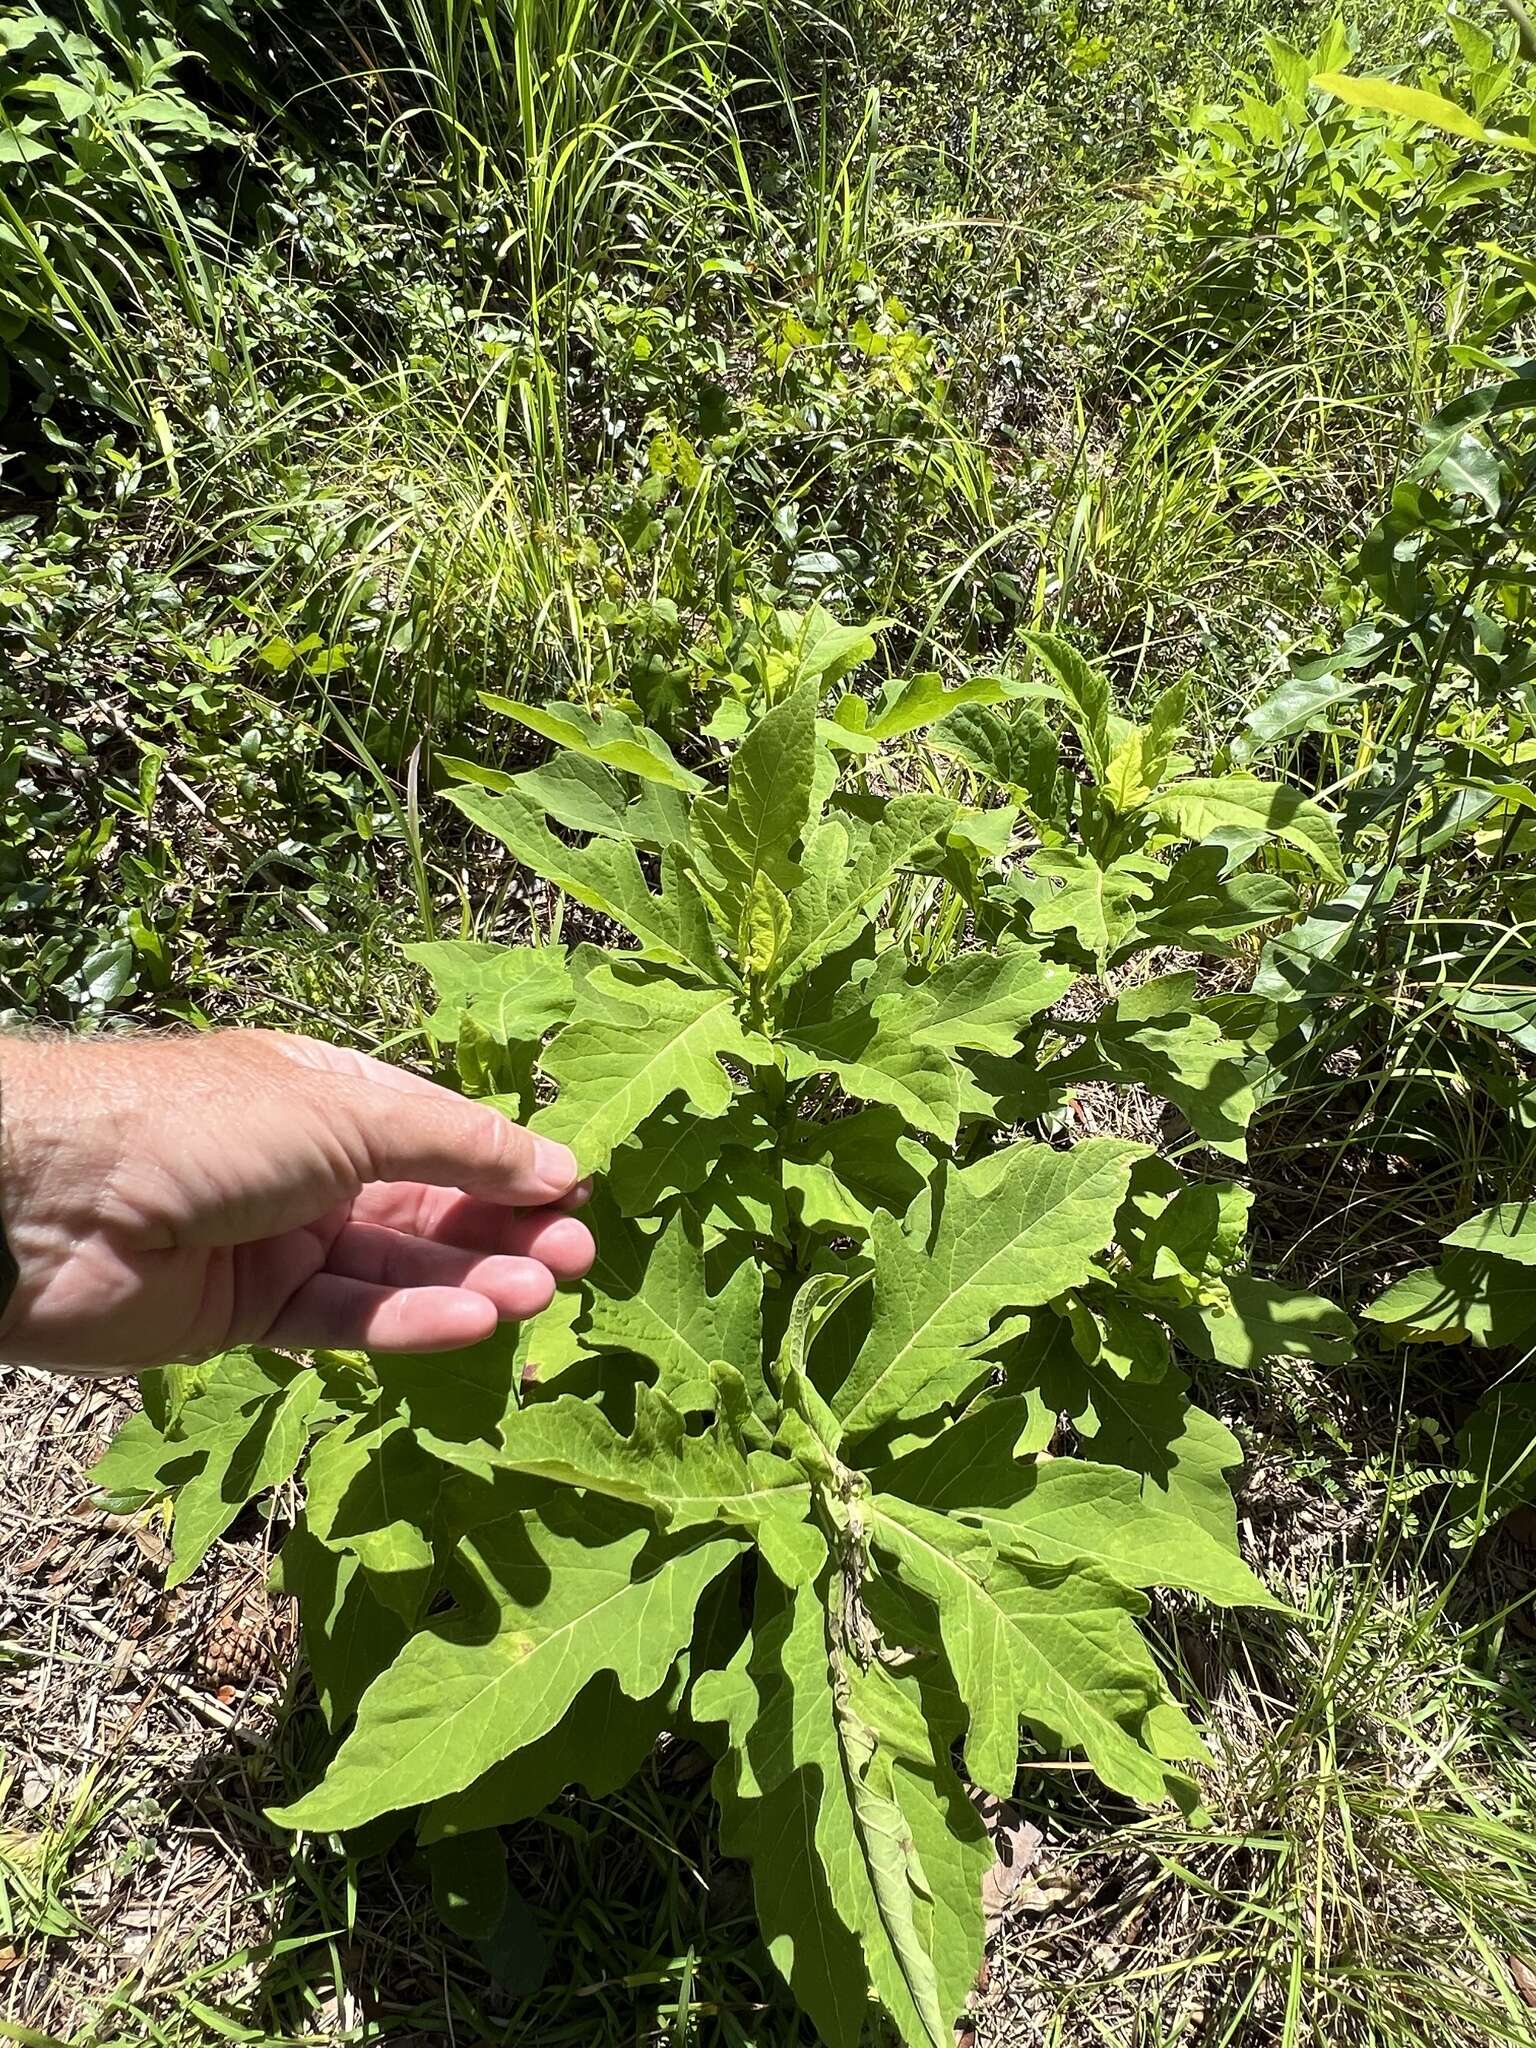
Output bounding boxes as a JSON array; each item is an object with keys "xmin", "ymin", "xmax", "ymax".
[{"xmin": 0, "ymin": 1030, "xmax": 596, "ymax": 1375}]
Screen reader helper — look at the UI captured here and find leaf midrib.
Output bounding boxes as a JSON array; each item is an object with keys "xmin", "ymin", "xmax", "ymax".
[{"xmin": 829, "ymin": 1665, "xmax": 949, "ymax": 2048}]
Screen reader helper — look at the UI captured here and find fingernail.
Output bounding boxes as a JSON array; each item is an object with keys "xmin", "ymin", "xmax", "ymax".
[{"xmin": 532, "ymin": 1135, "xmax": 580, "ymax": 1193}]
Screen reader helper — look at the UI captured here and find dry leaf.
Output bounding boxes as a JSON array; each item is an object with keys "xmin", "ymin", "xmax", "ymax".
[
  {"xmin": 19, "ymin": 1768, "xmax": 53, "ymax": 1813},
  {"xmin": 1510, "ymin": 1955, "xmax": 1536, "ymax": 2008},
  {"xmin": 107, "ymin": 1635, "xmax": 137, "ymax": 1691},
  {"xmin": 14, "ymin": 1542, "xmax": 66, "ymax": 1577},
  {"xmin": 971, "ymin": 1790, "xmax": 1044, "ymax": 1930},
  {"xmin": 1012, "ymin": 1867, "xmax": 1088, "ymax": 1916}
]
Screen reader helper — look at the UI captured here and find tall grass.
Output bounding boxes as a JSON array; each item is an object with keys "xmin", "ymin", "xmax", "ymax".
[{"xmin": 356, "ymin": 0, "xmax": 847, "ymax": 308}]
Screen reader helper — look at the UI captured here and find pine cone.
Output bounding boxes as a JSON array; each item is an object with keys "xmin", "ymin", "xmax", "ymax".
[{"xmin": 195, "ymin": 1610, "xmax": 266, "ymax": 1690}]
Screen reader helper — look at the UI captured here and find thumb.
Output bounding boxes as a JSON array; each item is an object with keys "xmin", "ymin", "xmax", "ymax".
[
  {"xmin": 266, "ymin": 1032, "xmax": 582, "ymax": 1205},
  {"xmin": 335, "ymin": 1076, "xmax": 581, "ymax": 1204}
]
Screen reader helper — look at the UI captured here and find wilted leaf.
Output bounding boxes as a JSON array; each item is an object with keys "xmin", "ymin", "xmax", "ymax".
[{"xmin": 696, "ymin": 1573, "xmax": 986, "ymax": 2048}]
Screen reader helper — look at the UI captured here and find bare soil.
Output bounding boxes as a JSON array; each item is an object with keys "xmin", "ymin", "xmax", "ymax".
[{"xmin": 0, "ymin": 1366, "xmax": 294, "ymax": 2035}]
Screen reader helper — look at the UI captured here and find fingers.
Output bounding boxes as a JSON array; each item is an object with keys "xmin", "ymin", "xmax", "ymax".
[
  {"xmin": 264, "ymin": 1033, "xmax": 451, "ymax": 1097},
  {"xmin": 254, "ymin": 1206, "xmax": 575, "ymax": 1351},
  {"xmin": 326, "ymin": 1221, "xmax": 567, "ymax": 1314},
  {"xmin": 265, "ymin": 1274, "xmax": 505, "ymax": 1353},
  {"xmin": 474, "ymin": 1208, "xmax": 596, "ymax": 1276},
  {"xmin": 266, "ymin": 1033, "xmax": 583, "ymax": 1208},
  {"xmin": 348, "ymin": 1184, "xmax": 596, "ymax": 1275},
  {"xmin": 354, "ymin": 1092, "xmax": 579, "ymax": 1205}
]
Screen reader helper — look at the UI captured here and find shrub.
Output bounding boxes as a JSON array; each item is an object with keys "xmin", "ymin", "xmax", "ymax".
[
  {"xmin": 1140, "ymin": 15, "xmax": 1534, "ymax": 372},
  {"xmin": 94, "ymin": 626, "xmax": 1357, "ymax": 2043},
  {"xmin": 0, "ymin": 0, "xmax": 259, "ymax": 418}
]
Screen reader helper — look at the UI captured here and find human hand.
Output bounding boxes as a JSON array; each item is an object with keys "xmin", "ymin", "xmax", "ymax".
[{"xmin": 0, "ymin": 1029, "xmax": 595, "ymax": 1375}]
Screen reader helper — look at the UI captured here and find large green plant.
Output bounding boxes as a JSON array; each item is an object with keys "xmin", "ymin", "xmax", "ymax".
[
  {"xmin": 94, "ymin": 640, "xmax": 1353, "ymax": 2044},
  {"xmin": 1143, "ymin": 13, "xmax": 1533, "ymax": 369}
]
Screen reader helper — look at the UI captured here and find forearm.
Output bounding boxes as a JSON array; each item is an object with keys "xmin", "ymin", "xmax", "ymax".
[
  {"xmin": 0, "ymin": 1036, "xmax": 78, "ymax": 1367},
  {"xmin": 0, "ymin": 1055, "xmax": 17, "ymax": 1332}
]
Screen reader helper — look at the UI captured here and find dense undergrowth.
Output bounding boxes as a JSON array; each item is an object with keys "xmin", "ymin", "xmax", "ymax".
[{"xmin": 4, "ymin": 0, "xmax": 1536, "ymax": 2041}]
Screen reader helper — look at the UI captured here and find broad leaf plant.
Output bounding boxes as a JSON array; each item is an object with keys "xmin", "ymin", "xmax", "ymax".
[
  {"xmin": 1368, "ymin": 1200, "xmax": 1536, "ymax": 1543},
  {"xmin": 94, "ymin": 628, "xmax": 1353, "ymax": 2047}
]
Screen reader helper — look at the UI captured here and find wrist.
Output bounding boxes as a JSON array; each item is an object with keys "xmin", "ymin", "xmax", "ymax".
[
  {"xmin": 0, "ymin": 1037, "xmax": 123, "ymax": 1371},
  {"xmin": 0, "ymin": 1038, "xmax": 56, "ymax": 1354}
]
